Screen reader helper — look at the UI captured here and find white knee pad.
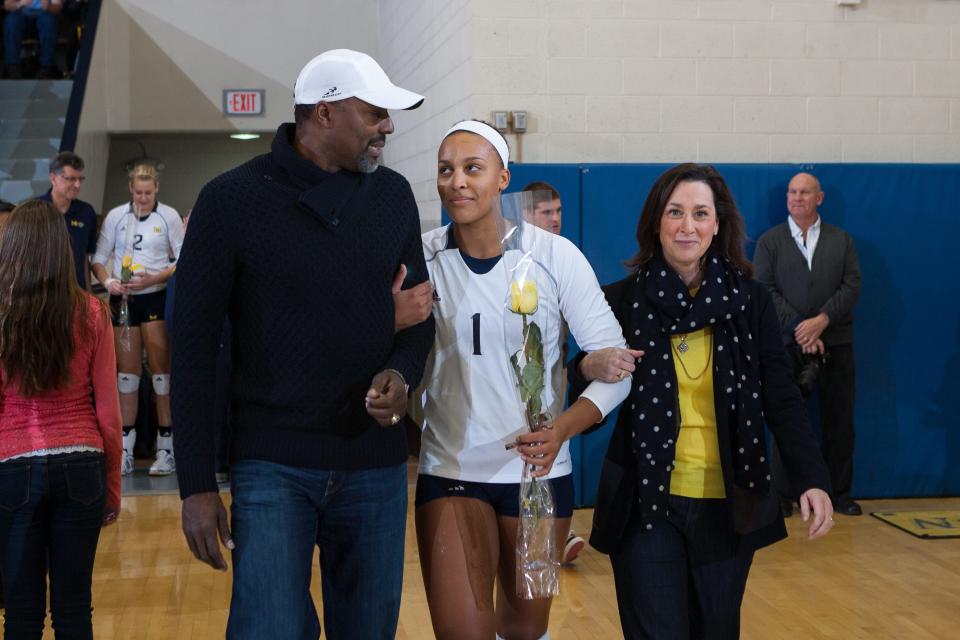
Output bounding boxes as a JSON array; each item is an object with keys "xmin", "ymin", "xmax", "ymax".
[
  {"xmin": 117, "ymin": 373, "xmax": 140, "ymax": 394},
  {"xmin": 152, "ymin": 374, "xmax": 171, "ymax": 396}
]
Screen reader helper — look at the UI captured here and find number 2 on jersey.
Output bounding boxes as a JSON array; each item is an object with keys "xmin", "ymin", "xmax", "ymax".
[{"xmin": 132, "ymin": 234, "xmax": 143, "ymax": 251}]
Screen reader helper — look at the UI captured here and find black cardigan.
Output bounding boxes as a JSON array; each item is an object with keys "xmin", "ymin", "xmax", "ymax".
[{"xmin": 570, "ymin": 274, "xmax": 831, "ymax": 555}]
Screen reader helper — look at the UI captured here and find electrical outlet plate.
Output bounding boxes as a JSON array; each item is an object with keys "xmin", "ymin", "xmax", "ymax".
[
  {"xmin": 511, "ymin": 111, "xmax": 527, "ymax": 133},
  {"xmin": 492, "ymin": 111, "xmax": 508, "ymax": 132}
]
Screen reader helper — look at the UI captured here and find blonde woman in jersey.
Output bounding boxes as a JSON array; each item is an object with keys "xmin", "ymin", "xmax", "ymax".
[
  {"xmin": 92, "ymin": 164, "xmax": 185, "ymax": 477},
  {"xmin": 414, "ymin": 121, "xmax": 640, "ymax": 640}
]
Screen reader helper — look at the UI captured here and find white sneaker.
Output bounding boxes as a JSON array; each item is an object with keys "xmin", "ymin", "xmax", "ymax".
[
  {"xmin": 149, "ymin": 450, "xmax": 176, "ymax": 476},
  {"xmin": 121, "ymin": 451, "xmax": 135, "ymax": 476},
  {"xmin": 564, "ymin": 531, "xmax": 585, "ymax": 564}
]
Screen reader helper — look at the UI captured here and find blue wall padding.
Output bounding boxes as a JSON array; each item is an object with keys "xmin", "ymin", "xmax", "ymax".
[{"xmin": 507, "ymin": 162, "xmax": 960, "ymax": 505}]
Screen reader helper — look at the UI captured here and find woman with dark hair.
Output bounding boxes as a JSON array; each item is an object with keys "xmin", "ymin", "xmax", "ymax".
[
  {"xmin": 0, "ymin": 200, "xmax": 121, "ymax": 638},
  {"xmin": 570, "ymin": 163, "xmax": 834, "ymax": 639}
]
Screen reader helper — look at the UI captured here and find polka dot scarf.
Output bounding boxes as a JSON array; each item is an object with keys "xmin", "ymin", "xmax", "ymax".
[{"xmin": 625, "ymin": 252, "xmax": 769, "ymax": 530}]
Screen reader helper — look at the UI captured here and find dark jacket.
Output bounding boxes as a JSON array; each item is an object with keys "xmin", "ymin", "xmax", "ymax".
[
  {"xmin": 171, "ymin": 124, "xmax": 435, "ymax": 499},
  {"xmin": 571, "ymin": 275, "xmax": 831, "ymax": 555},
  {"xmin": 753, "ymin": 221, "xmax": 861, "ymax": 347},
  {"xmin": 41, "ymin": 190, "xmax": 98, "ymax": 290}
]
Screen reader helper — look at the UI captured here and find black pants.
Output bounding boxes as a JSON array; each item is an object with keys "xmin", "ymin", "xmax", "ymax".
[
  {"xmin": 610, "ymin": 496, "xmax": 754, "ymax": 640},
  {"xmin": 773, "ymin": 342, "xmax": 856, "ymax": 500}
]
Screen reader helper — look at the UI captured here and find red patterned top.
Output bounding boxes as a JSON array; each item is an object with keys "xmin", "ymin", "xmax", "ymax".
[{"xmin": 0, "ymin": 294, "xmax": 122, "ymax": 512}]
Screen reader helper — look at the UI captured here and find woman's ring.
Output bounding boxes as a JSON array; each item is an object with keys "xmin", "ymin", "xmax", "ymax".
[
  {"xmin": 618, "ymin": 370, "xmax": 627, "ymax": 380},
  {"xmin": 390, "ymin": 413, "xmax": 401, "ymax": 425}
]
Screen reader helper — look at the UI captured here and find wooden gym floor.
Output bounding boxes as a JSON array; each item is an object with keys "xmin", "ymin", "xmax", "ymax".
[{"xmin": 7, "ymin": 483, "xmax": 959, "ymax": 639}]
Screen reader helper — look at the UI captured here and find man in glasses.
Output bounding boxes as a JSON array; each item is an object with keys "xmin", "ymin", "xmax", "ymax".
[{"xmin": 42, "ymin": 151, "xmax": 98, "ymax": 290}]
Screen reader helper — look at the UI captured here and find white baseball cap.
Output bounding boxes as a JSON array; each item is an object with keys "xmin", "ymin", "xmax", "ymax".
[{"xmin": 293, "ymin": 49, "xmax": 424, "ymax": 110}]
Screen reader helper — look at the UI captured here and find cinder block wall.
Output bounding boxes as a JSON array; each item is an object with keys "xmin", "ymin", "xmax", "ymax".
[
  {"xmin": 68, "ymin": 1, "xmax": 960, "ymax": 224},
  {"xmin": 380, "ymin": 0, "xmax": 475, "ymax": 228},
  {"xmin": 468, "ymin": 0, "xmax": 960, "ymax": 166}
]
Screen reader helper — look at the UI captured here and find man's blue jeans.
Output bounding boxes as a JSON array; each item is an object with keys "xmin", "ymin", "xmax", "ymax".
[
  {"xmin": 226, "ymin": 460, "xmax": 407, "ymax": 640},
  {"xmin": 4, "ymin": 8, "xmax": 58, "ymax": 67}
]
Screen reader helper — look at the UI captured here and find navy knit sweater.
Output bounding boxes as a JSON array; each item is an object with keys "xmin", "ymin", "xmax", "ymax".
[{"xmin": 172, "ymin": 124, "xmax": 435, "ymax": 499}]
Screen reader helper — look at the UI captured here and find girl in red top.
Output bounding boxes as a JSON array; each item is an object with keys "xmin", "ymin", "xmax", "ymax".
[{"xmin": 0, "ymin": 199, "xmax": 121, "ymax": 638}]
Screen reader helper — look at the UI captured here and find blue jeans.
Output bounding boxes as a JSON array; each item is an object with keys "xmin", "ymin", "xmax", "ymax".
[
  {"xmin": 226, "ymin": 460, "xmax": 407, "ymax": 640},
  {"xmin": 0, "ymin": 452, "xmax": 107, "ymax": 640},
  {"xmin": 4, "ymin": 8, "xmax": 58, "ymax": 67},
  {"xmin": 611, "ymin": 495, "xmax": 754, "ymax": 640}
]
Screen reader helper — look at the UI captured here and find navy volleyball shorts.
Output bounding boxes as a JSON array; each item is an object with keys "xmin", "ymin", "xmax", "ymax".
[
  {"xmin": 415, "ymin": 473, "xmax": 574, "ymax": 518},
  {"xmin": 109, "ymin": 290, "xmax": 166, "ymax": 327}
]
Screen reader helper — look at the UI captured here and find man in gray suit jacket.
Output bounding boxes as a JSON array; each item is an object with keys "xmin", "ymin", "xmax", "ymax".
[{"xmin": 754, "ymin": 172, "xmax": 863, "ymax": 516}]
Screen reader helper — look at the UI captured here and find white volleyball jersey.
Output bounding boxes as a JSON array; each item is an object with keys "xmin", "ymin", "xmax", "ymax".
[
  {"xmin": 93, "ymin": 202, "xmax": 184, "ymax": 295},
  {"xmin": 419, "ymin": 223, "xmax": 631, "ymax": 483}
]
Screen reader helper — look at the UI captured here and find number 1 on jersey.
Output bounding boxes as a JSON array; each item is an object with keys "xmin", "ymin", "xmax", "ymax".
[{"xmin": 472, "ymin": 313, "xmax": 481, "ymax": 355}]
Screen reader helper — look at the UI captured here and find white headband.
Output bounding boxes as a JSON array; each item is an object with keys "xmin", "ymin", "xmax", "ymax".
[{"xmin": 443, "ymin": 120, "xmax": 509, "ymax": 168}]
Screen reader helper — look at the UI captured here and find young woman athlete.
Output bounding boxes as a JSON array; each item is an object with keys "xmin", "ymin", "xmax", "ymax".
[{"xmin": 415, "ymin": 120, "xmax": 640, "ymax": 640}]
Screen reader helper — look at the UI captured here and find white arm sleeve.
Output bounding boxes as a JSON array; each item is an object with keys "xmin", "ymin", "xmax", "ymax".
[
  {"xmin": 92, "ymin": 207, "xmax": 120, "ymax": 268},
  {"xmin": 553, "ymin": 235, "xmax": 631, "ymax": 417},
  {"xmin": 160, "ymin": 205, "xmax": 185, "ymax": 262}
]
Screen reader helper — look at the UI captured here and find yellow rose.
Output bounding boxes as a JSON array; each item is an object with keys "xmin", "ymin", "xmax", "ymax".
[
  {"xmin": 121, "ymin": 255, "xmax": 133, "ymax": 268},
  {"xmin": 510, "ymin": 280, "xmax": 538, "ymax": 315},
  {"xmin": 130, "ymin": 263, "xmax": 144, "ymax": 273}
]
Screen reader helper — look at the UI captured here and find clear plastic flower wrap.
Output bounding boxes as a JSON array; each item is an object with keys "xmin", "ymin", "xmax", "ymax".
[
  {"xmin": 116, "ymin": 209, "xmax": 143, "ymax": 354},
  {"xmin": 500, "ymin": 191, "xmax": 561, "ymax": 600},
  {"xmin": 116, "ymin": 292, "xmax": 131, "ymax": 353}
]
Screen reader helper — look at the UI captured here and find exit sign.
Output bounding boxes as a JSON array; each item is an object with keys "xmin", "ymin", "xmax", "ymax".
[{"xmin": 223, "ymin": 90, "xmax": 264, "ymax": 116}]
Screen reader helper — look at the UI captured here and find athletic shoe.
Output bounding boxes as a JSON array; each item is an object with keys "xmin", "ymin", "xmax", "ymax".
[
  {"xmin": 121, "ymin": 451, "xmax": 135, "ymax": 476},
  {"xmin": 564, "ymin": 530, "xmax": 585, "ymax": 564},
  {"xmin": 149, "ymin": 450, "xmax": 176, "ymax": 476}
]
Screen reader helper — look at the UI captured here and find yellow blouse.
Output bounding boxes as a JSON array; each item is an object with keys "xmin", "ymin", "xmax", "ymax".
[{"xmin": 668, "ymin": 324, "xmax": 726, "ymax": 499}]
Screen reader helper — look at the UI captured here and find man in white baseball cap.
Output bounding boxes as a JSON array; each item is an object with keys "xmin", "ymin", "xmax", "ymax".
[
  {"xmin": 294, "ymin": 48, "xmax": 424, "ymax": 110},
  {"xmin": 292, "ymin": 48, "xmax": 424, "ymax": 174},
  {"xmin": 174, "ymin": 49, "xmax": 435, "ymax": 639}
]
